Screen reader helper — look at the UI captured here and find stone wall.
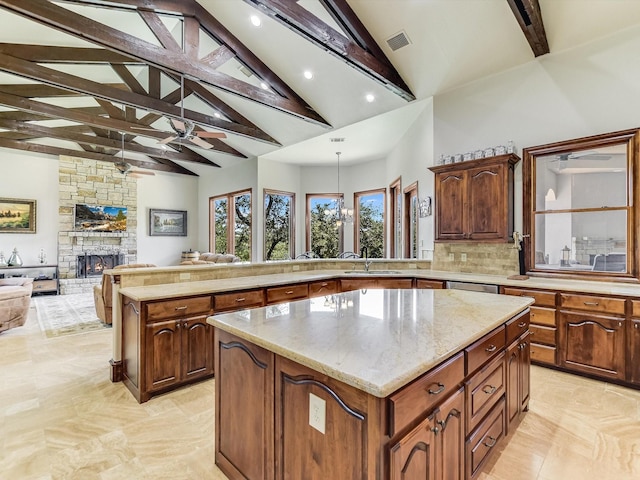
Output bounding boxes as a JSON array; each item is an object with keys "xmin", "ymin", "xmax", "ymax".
[
  {"xmin": 57, "ymin": 156, "xmax": 137, "ymax": 294},
  {"xmin": 432, "ymin": 243, "xmax": 520, "ymax": 276}
]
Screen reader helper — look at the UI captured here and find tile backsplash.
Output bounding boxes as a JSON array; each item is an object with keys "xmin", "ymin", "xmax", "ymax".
[{"xmin": 432, "ymin": 243, "xmax": 519, "ymax": 276}]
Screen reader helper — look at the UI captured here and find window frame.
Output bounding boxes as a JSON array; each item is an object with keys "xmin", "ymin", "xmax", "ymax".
[
  {"xmin": 209, "ymin": 188, "xmax": 252, "ymax": 260},
  {"xmin": 523, "ymin": 128, "xmax": 639, "ymax": 281},
  {"xmin": 389, "ymin": 177, "xmax": 402, "ymax": 258},
  {"xmin": 263, "ymin": 189, "xmax": 295, "ymax": 261},
  {"xmin": 403, "ymin": 182, "xmax": 419, "ymax": 259},
  {"xmin": 305, "ymin": 193, "xmax": 344, "ymax": 257},
  {"xmin": 354, "ymin": 188, "xmax": 386, "ymax": 258}
]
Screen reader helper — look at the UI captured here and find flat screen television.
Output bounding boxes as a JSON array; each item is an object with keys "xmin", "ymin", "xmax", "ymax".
[{"xmin": 74, "ymin": 204, "xmax": 127, "ymax": 232}]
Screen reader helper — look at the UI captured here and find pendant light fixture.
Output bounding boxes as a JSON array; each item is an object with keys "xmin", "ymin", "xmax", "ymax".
[{"xmin": 324, "ymin": 152, "xmax": 353, "ymax": 226}]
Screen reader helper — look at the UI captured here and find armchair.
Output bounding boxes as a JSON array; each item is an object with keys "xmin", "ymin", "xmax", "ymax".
[{"xmin": 0, "ymin": 277, "xmax": 34, "ymax": 333}]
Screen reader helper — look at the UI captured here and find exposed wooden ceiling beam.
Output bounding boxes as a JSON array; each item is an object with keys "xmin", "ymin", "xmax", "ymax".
[
  {"xmin": 0, "ymin": 0, "xmax": 330, "ymax": 126},
  {"xmin": 0, "ymin": 136, "xmax": 198, "ymax": 175},
  {"xmin": 506, "ymin": 0, "xmax": 549, "ymax": 57},
  {"xmin": 0, "ymin": 51, "xmax": 276, "ymax": 145},
  {"xmin": 241, "ymin": 0, "xmax": 414, "ymax": 102}
]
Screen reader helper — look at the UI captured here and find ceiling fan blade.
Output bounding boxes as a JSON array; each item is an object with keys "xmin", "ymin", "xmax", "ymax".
[
  {"xmin": 158, "ymin": 135, "xmax": 178, "ymax": 145},
  {"xmin": 189, "ymin": 135, "xmax": 214, "ymax": 149},
  {"xmin": 131, "ymin": 126, "xmax": 159, "ymax": 132},
  {"xmin": 196, "ymin": 131, "xmax": 227, "ymax": 139},
  {"xmin": 171, "ymin": 119, "xmax": 186, "ymax": 131},
  {"xmin": 131, "ymin": 170, "xmax": 155, "ymax": 176}
]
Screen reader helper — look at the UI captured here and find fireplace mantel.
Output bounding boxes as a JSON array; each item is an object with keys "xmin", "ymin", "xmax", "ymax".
[{"xmin": 65, "ymin": 231, "xmax": 130, "ymax": 238}]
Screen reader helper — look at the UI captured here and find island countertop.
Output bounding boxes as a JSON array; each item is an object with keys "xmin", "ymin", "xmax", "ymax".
[{"xmin": 207, "ymin": 288, "xmax": 533, "ymax": 398}]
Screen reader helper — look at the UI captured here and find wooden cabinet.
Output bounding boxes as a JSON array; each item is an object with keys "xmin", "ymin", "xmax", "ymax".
[
  {"xmin": 466, "ymin": 398, "xmax": 505, "ymax": 480},
  {"xmin": 266, "ymin": 283, "xmax": 308, "ymax": 304},
  {"xmin": 502, "ymin": 287, "xmax": 557, "ymax": 367},
  {"xmin": 340, "ymin": 276, "xmax": 414, "ymax": 292},
  {"xmin": 308, "ymin": 279, "xmax": 339, "ymax": 297},
  {"xmin": 505, "ymin": 331, "xmax": 530, "ymax": 434},
  {"xmin": 390, "ymin": 387, "xmax": 465, "ymax": 480},
  {"xmin": 430, "ymin": 154, "xmax": 519, "ymax": 242},
  {"xmin": 558, "ymin": 293, "xmax": 626, "ymax": 381},
  {"xmin": 215, "ymin": 329, "xmax": 275, "ymax": 480},
  {"xmin": 214, "ymin": 289, "xmax": 264, "ymax": 312},
  {"xmin": 121, "ymin": 294, "xmax": 214, "ymax": 403}
]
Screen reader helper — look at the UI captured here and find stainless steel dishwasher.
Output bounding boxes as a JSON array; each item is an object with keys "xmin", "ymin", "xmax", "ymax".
[{"xmin": 445, "ymin": 280, "xmax": 499, "ymax": 294}]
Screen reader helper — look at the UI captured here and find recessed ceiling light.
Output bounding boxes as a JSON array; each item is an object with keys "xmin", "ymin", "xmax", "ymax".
[
  {"xmin": 260, "ymin": 82, "xmax": 269, "ymax": 90},
  {"xmin": 303, "ymin": 70, "xmax": 313, "ymax": 80},
  {"xmin": 214, "ymin": 112, "xmax": 222, "ymax": 119},
  {"xmin": 250, "ymin": 15, "xmax": 261, "ymax": 27},
  {"xmin": 365, "ymin": 93, "xmax": 375, "ymax": 103}
]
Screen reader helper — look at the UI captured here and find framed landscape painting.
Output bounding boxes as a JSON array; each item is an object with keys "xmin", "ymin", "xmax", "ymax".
[
  {"xmin": 149, "ymin": 208, "xmax": 187, "ymax": 236},
  {"xmin": 0, "ymin": 198, "xmax": 36, "ymax": 233}
]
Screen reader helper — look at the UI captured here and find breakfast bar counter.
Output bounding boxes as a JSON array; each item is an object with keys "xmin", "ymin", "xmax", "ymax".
[{"xmin": 208, "ymin": 288, "xmax": 533, "ymax": 480}]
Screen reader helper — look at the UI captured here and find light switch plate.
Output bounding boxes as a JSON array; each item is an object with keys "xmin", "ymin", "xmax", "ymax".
[
  {"xmin": 309, "ymin": 393, "xmax": 326, "ymax": 434},
  {"xmin": 448, "ymin": 253, "xmax": 455, "ymax": 261},
  {"xmin": 461, "ymin": 253, "xmax": 467, "ymax": 262}
]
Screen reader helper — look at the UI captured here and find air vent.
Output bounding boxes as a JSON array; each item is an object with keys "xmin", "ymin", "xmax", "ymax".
[
  {"xmin": 330, "ymin": 137, "xmax": 345, "ymax": 143},
  {"xmin": 386, "ymin": 31, "xmax": 411, "ymax": 51},
  {"xmin": 238, "ymin": 65, "xmax": 253, "ymax": 77}
]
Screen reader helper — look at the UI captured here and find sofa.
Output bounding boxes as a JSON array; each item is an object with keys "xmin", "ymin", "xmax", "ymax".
[
  {"xmin": 0, "ymin": 277, "xmax": 34, "ymax": 333},
  {"xmin": 179, "ymin": 252, "xmax": 241, "ymax": 265},
  {"xmin": 93, "ymin": 263, "xmax": 156, "ymax": 325}
]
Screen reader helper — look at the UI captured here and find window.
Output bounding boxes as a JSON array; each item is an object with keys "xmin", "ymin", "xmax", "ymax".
[
  {"xmin": 306, "ymin": 194, "xmax": 342, "ymax": 258},
  {"xmin": 210, "ymin": 189, "xmax": 252, "ymax": 261},
  {"xmin": 355, "ymin": 189, "xmax": 385, "ymax": 258},
  {"xmin": 389, "ymin": 178, "xmax": 402, "ymax": 258},
  {"xmin": 264, "ymin": 190, "xmax": 294, "ymax": 261},
  {"xmin": 524, "ymin": 129, "xmax": 639, "ymax": 280},
  {"xmin": 404, "ymin": 182, "xmax": 418, "ymax": 259}
]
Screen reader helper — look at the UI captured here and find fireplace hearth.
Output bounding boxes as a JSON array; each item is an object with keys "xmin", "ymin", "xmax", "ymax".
[{"xmin": 77, "ymin": 253, "xmax": 124, "ymax": 278}]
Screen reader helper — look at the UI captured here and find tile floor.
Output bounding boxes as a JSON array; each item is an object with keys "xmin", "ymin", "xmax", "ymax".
[{"xmin": 1, "ymin": 298, "xmax": 639, "ymax": 479}]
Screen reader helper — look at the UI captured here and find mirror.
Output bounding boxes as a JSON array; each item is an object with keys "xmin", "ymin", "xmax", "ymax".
[{"xmin": 523, "ymin": 129, "xmax": 639, "ymax": 278}]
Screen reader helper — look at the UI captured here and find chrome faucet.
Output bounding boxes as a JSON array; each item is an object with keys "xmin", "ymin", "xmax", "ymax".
[{"xmin": 361, "ymin": 246, "xmax": 372, "ymax": 271}]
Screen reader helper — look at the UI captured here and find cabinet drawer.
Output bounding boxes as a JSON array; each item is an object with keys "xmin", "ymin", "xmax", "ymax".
[
  {"xmin": 465, "ymin": 325, "xmax": 505, "ymax": 375},
  {"xmin": 33, "ymin": 279, "xmax": 57, "ymax": 292},
  {"xmin": 466, "ymin": 398, "xmax": 505, "ymax": 480},
  {"xmin": 415, "ymin": 279, "xmax": 445, "ymax": 289},
  {"xmin": 503, "ymin": 287, "xmax": 555, "ymax": 307},
  {"xmin": 631, "ymin": 300, "xmax": 640, "ymax": 317},
  {"xmin": 530, "ymin": 343, "xmax": 556, "ymax": 365},
  {"xmin": 505, "ymin": 311, "xmax": 529, "ymax": 345},
  {"xmin": 214, "ymin": 289, "xmax": 264, "ymax": 312},
  {"xmin": 466, "ymin": 352, "xmax": 505, "ymax": 434},
  {"xmin": 308, "ymin": 280, "xmax": 338, "ymax": 297},
  {"xmin": 559, "ymin": 293, "xmax": 625, "ymax": 315},
  {"xmin": 266, "ymin": 283, "xmax": 308, "ymax": 304},
  {"xmin": 530, "ymin": 306, "xmax": 556, "ymax": 327},
  {"xmin": 146, "ymin": 296, "xmax": 213, "ymax": 321},
  {"xmin": 388, "ymin": 353, "xmax": 464, "ymax": 437},
  {"xmin": 340, "ymin": 278, "xmax": 375, "ymax": 291},
  {"xmin": 529, "ymin": 324, "xmax": 556, "ymax": 346}
]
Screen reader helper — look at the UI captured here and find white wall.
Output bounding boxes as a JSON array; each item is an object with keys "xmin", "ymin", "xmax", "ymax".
[{"xmin": 433, "ymin": 24, "xmax": 640, "ymax": 233}]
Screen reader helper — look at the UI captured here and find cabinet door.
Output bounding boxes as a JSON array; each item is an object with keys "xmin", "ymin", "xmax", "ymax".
[
  {"xmin": 437, "ymin": 387, "xmax": 465, "ymax": 480},
  {"xmin": 389, "ymin": 414, "xmax": 437, "ymax": 480},
  {"xmin": 435, "ymin": 171, "xmax": 466, "ymax": 240},
  {"xmin": 629, "ymin": 319, "xmax": 640, "ymax": 384},
  {"xmin": 467, "ymin": 164, "xmax": 505, "ymax": 240},
  {"xmin": 145, "ymin": 319, "xmax": 181, "ymax": 392},
  {"xmin": 519, "ymin": 335, "xmax": 531, "ymax": 414},
  {"xmin": 215, "ymin": 330, "xmax": 275, "ymax": 480},
  {"xmin": 505, "ymin": 340, "xmax": 520, "ymax": 427},
  {"xmin": 559, "ymin": 311, "xmax": 626, "ymax": 380},
  {"xmin": 181, "ymin": 316, "xmax": 214, "ymax": 381}
]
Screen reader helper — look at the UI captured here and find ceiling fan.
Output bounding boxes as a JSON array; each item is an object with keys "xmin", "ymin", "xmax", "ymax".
[
  {"xmin": 132, "ymin": 74, "xmax": 226, "ymax": 150},
  {"xmin": 114, "ymin": 132, "xmax": 155, "ymax": 178}
]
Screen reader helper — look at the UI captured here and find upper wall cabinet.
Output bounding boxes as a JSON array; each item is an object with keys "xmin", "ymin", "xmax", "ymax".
[
  {"xmin": 430, "ymin": 154, "xmax": 519, "ymax": 243},
  {"xmin": 523, "ymin": 128, "xmax": 640, "ymax": 281}
]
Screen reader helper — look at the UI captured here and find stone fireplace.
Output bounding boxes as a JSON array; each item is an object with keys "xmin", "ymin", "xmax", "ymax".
[{"xmin": 58, "ymin": 156, "xmax": 138, "ymax": 294}]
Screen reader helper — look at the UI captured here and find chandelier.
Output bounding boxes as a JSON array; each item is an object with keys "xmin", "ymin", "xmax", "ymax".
[{"xmin": 324, "ymin": 151, "xmax": 353, "ymax": 226}]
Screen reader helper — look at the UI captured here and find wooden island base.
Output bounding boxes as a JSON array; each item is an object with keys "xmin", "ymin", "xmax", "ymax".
[{"xmin": 211, "ymin": 290, "xmax": 532, "ymax": 480}]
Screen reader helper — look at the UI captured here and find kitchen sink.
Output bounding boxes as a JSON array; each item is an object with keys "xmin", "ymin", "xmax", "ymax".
[{"xmin": 343, "ymin": 270, "xmax": 401, "ymax": 275}]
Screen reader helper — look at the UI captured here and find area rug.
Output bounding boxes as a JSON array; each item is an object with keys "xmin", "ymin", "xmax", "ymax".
[{"xmin": 33, "ymin": 293, "xmax": 108, "ymax": 338}]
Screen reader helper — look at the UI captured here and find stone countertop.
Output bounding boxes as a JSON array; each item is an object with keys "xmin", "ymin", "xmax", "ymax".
[
  {"xmin": 118, "ymin": 267, "xmax": 640, "ymax": 301},
  {"xmin": 207, "ymin": 289, "xmax": 533, "ymax": 398}
]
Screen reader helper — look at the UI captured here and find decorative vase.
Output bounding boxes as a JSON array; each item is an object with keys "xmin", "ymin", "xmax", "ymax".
[
  {"xmin": 0, "ymin": 252, "xmax": 6, "ymax": 267},
  {"xmin": 7, "ymin": 247, "xmax": 22, "ymax": 266}
]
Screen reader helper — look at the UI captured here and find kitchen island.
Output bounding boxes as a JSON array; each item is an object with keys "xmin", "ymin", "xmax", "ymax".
[{"xmin": 208, "ymin": 288, "xmax": 533, "ymax": 480}]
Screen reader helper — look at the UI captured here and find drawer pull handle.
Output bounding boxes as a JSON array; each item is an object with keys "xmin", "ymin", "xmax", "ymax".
[
  {"xmin": 485, "ymin": 344, "xmax": 497, "ymax": 353},
  {"xmin": 482, "ymin": 385, "xmax": 497, "ymax": 395},
  {"xmin": 183, "ymin": 322, "xmax": 188, "ymax": 329},
  {"xmin": 635, "ymin": 324, "xmax": 639, "ymax": 329},
  {"xmin": 176, "ymin": 322, "xmax": 181, "ymax": 329},
  {"xmin": 321, "ymin": 282, "xmax": 328, "ymax": 287},
  {"xmin": 428, "ymin": 383, "xmax": 445, "ymax": 395},
  {"xmin": 236, "ymin": 298, "xmax": 246, "ymax": 302},
  {"xmin": 518, "ymin": 322, "xmax": 526, "ymax": 328},
  {"xmin": 483, "ymin": 436, "xmax": 497, "ymax": 448},
  {"xmin": 175, "ymin": 306, "xmax": 188, "ymax": 311},
  {"xmin": 286, "ymin": 290, "xmax": 294, "ymax": 295},
  {"xmin": 436, "ymin": 408, "xmax": 461, "ymax": 433},
  {"xmin": 583, "ymin": 301, "xmax": 599, "ymax": 306}
]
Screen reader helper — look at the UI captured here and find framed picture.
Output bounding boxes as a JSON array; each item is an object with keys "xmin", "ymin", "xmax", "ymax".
[
  {"xmin": 149, "ymin": 208, "xmax": 187, "ymax": 236},
  {"xmin": 0, "ymin": 198, "xmax": 36, "ymax": 233}
]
